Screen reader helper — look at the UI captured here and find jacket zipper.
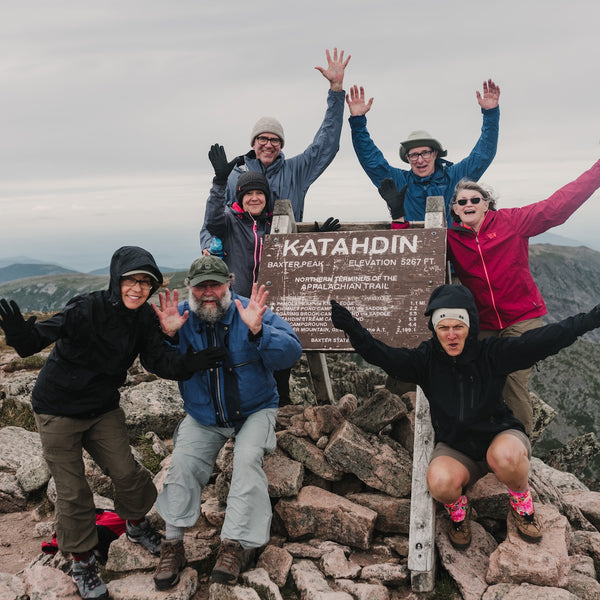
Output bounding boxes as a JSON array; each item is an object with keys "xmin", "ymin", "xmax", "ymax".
[
  {"xmin": 208, "ymin": 324, "xmax": 230, "ymax": 427},
  {"xmin": 474, "ymin": 232, "xmax": 504, "ymax": 329}
]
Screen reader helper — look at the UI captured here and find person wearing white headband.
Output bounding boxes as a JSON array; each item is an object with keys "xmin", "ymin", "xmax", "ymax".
[{"xmin": 331, "ymin": 283, "xmax": 600, "ymax": 551}]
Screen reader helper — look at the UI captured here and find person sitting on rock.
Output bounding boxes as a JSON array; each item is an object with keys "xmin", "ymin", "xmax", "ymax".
[
  {"xmin": 151, "ymin": 255, "xmax": 302, "ymax": 589},
  {"xmin": 0, "ymin": 246, "xmax": 226, "ymax": 600},
  {"xmin": 330, "ymin": 284, "xmax": 600, "ymax": 549}
]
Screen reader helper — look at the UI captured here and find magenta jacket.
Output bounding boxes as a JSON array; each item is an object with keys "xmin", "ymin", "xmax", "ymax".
[{"xmin": 448, "ymin": 160, "xmax": 600, "ymax": 331}]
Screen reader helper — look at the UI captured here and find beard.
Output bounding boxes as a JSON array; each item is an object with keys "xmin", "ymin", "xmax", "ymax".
[{"xmin": 188, "ymin": 288, "xmax": 232, "ymax": 323}]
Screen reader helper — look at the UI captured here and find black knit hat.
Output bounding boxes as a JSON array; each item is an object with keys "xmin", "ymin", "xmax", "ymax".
[{"xmin": 236, "ymin": 171, "xmax": 271, "ymax": 205}]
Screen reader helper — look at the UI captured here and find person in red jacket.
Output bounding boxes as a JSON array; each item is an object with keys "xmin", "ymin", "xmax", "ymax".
[{"xmin": 447, "ymin": 159, "xmax": 600, "ymax": 435}]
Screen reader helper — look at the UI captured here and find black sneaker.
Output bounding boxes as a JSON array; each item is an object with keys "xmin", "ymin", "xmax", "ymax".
[
  {"xmin": 126, "ymin": 519, "xmax": 163, "ymax": 556},
  {"xmin": 72, "ymin": 554, "xmax": 109, "ymax": 599}
]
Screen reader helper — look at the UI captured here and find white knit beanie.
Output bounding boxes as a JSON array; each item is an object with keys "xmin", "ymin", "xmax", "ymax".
[
  {"xmin": 431, "ymin": 308, "xmax": 470, "ymax": 330},
  {"xmin": 250, "ymin": 117, "xmax": 285, "ymax": 148}
]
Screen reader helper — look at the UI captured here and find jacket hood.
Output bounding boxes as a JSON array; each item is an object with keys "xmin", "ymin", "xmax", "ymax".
[
  {"xmin": 425, "ymin": 284, "xmax": 480, "ymax": 340},
  {"xmin": 108, "ymin": 246, "xmax": 163, "ymax": 304}
]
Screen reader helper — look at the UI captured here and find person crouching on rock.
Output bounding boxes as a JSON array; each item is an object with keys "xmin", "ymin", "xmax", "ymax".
[
  {"xmin": 331, "ymin": 284, "xmax": 600, "ymax": 550},
  {"xmin": 0, "ymin": 246, "xmax": 226, "ymax": 600}
]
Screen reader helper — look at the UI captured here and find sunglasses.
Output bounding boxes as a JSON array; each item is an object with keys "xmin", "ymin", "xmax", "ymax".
[{"xmin": 454, "ymin": 197, "xmax": 483, "ymax": 206}]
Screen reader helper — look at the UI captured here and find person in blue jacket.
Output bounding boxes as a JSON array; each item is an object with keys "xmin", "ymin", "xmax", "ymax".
[
  {"xmin": 150, "ymin": 255, "xmax": 302, "ymax": 590},
  {"xmin": 346, "ymin": 79, "xmax": 500, "ymax": 226},
  {"xmin": 200, "ymin": 47, "xmax": 350, "ymax": 250}
]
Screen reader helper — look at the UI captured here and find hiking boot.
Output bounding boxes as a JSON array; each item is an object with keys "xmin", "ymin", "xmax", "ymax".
[
  {"xmin": 211, "ymin": 539, "xmax": 255, "ymax": 584},
  {"xmin": 153, "ymin": 539, "xmax": 187, "ymax": 591},
  {"xmin": 447, "ymin": 506, "xmax": 472, "ymax": 549},
  {"xmin": 126, "ymin": 519, "xmax": 163, "ymax": 556},
  {"xmin": 510, "ymin": 509, "xmax": 543, "ymax": 543},
  {"xmin": 72, "ymin": 553, "xmax": 109, "ymax": 600}
]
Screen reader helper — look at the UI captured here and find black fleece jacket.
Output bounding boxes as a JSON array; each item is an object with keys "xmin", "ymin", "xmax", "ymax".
[{"xmin": 346, "ymin": 284, "xmax": 600, "ymax": 460}]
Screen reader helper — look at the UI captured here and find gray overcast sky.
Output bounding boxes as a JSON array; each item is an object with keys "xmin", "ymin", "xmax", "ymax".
[{"xmin": 1, "ymin": 0, "xmax": 599, "ymax": 271}]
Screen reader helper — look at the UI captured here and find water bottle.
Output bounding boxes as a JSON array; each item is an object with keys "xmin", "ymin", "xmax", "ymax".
[{"xmin": 209, "ymin": 237, "xmax": 224, "ymax": 258}]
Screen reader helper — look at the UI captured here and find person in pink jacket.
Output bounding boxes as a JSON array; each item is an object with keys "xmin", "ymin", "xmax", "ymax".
[{"xmin": 447, "ymin": 159, "xmax": 600, "ymax": 435}]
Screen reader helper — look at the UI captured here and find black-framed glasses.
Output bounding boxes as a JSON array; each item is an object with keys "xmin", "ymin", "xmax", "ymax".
[
  {"xmin": 406, "ymin": 149, "xmax": 435, "ymax": 162},
  {"xmin": 121, "ymin": 276, "xmax": 153, "ymax": 290},
  {"xmin": 453, "ymin": 197, "xmax": 483, "ymax": 206},
  {"xmin": 255, "ymin": 135, "xmax": 282, "ymax": 147}
]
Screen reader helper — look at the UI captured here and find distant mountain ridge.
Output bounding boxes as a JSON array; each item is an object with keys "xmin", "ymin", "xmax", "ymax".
[{"xmin": 0, "ymin": 263, "xmax": 79, "ymax": 284}]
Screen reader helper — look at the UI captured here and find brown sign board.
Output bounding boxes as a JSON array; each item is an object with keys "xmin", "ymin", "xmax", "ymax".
[{"xmin": 258, "ymin": 229, "xmax": 447, "ymax": 351}]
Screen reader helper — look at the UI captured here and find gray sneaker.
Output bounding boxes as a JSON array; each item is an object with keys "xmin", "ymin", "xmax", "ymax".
[
  {"xmin": 154, "ymin": 539, "xmax": 187, "ymax": 591},
  {"xmin": 72, "ymin": 554, "xmax": 109, "ymax": 600},
  {"xmin": 126, "ymin": 519, "xmax": 164, "ymax": 556}
]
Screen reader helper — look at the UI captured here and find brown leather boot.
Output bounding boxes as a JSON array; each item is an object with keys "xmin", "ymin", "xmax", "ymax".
[
  {"xmin": 153, "ymin": 539, "xmax": 187, "ymax": 591},
  {"xmin": 510, "ymin": 509, "xmax": 543, "ymax": 543},
  {"xmin": 211, "ymin": 539, "xmax": 255, "ymax": 584},
  {"xmin": 447, "ymin": 506, "xmax": 472, "ymax": 549}
]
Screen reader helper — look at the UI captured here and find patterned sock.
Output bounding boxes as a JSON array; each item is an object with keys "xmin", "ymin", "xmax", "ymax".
[
  {"xmin": 508, "ymin": 485, "xmax": 534, "ymax": 516},
  {"xmin": 444, "ymin": 494, "xmax": 468, "ymax": 522}
]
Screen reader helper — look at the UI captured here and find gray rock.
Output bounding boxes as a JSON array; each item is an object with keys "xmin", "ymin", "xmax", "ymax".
[
  {"xmin": 255, "ymin": 545, "xmax": 293, "ymax": 588},
  {"xmin": 335, "ymin": 579, "xmax": 390, "ymax": 600},
  {"xmin": 487, "ymin": 504, "xmax": 570, "ymax": 588},
  {"xmin": 0, "ymin": 426, "xmax": 50, "ymax": 494},
  {"xmin": 263, "ymin": 450, "xmax": 304, "ymax": 498},
  {"xmin": 482, "ymin": 583, "xmax": 579, "ymax": 600},
  {"xmin": 347, "ymin": 492, "xmax": 411, "ymax": 534},
  {"xmin": 291, "ymin": 560, "xmax": 353, "ymax": 600},
  {"xmin": 348, "ymin": 388, "xmax": 407, "ymax": 434},
  {"xmin": 275, "ymin": 486, "xmax": 376, "ymax": 550},
  {"xmin": 277, "ymin": 431, "xmax": 343, "ymax": 481},
  {"xmin": 241, "ymin": 568, "xmax": 283, "ymax": 600},
  {"xmin": 324, "ymin": 421, "xmax": 412, "ymax": 497},
  {"xmin": 107, "ymin": 568, "xmax": 198, "ymax": 599}
]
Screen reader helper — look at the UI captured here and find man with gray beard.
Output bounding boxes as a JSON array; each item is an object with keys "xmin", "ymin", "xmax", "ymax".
[{"xmin": 149, "ymin": 255, "xmax": 302, "ymax": 589}]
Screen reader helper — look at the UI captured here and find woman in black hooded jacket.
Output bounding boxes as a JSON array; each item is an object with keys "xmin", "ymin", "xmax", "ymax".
[
  {"xmin": 0, "ymin": 246, "xmax": 224, "ymax": 600},
  {"xmin": 331, "ymin": 284, "xmax": 600, "ymax": 550}
]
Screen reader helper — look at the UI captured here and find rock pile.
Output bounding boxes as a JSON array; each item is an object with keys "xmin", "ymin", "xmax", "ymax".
[{"xmin": 2, "ymin": 356, "xmax": 600, "ymax": 599}]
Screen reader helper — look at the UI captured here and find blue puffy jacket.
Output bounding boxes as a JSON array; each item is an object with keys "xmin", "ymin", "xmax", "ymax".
[
  {"xmin": 173, "ymin": 292, "xmax": 302, "ymax": 428},
  {"xmin": 349, "ymin": 106, "xmax": 499, "ymax": 226}
]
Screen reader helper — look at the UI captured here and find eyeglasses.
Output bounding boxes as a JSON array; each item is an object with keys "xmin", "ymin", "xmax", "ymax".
[
  {"xmin": 255, "ymin": 135, "xmax": 282, "ymax": 147},
  {"xmin": 121, "ymin": 276, "xmax": 153, "ymax": 290},
  {"xmin": 453, "ymin": 197, "xmax": 483, "ymax": 206},
  {"xmin": 406, "ymin": 149, "xmax": 435, "ymax": 162}
]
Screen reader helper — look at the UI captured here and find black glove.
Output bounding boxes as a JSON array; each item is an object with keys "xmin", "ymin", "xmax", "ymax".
[
  {"xmin": 182, "ymin": 346, "xmax": 227, "ymax": 372},
  {"xmin": 581, "ymin": 304, "xmax": 600, "ymax": 332},
  {"xmin": 378, "ymin": 179, "xmax": 407, "ymax": 220},
  {"xmin": 314, "ymin": 217, "xmax": 341, "ymax": 232},
  {"xmin": 330, "ymin": 299, "xmax": 361, "ymax": 335},
  {"xmin": 208, "ymin": 144, "xmax": 239, "ymax": 184},
  {"xmin": 0, "ymin": 299, "xmax": 36, "ymax": 339}
]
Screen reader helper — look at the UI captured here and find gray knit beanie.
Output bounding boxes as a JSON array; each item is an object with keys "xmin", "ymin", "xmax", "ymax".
[{"xmin": 250, "ymin": 117, "xmax": 285, "ymax": 148}]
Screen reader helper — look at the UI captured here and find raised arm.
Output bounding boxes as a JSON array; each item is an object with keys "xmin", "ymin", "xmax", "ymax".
[{"xmin": 315, "ymin": 47, "xmax": 350, "ymax": 92}]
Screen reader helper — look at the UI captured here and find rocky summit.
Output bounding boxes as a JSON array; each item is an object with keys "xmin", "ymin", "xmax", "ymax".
[{"xmin": 1, "ymin": 352, "xmax": 600, "ymax": 600}]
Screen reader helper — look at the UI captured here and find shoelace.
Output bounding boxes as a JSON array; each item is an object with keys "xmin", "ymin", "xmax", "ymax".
[
  {"xmin": 216, "ymin": 546, "xmax": 239, "ymax": 571},
  {"xmin": 156, "ymin": 545, "xmax": 179, "ymax": 573},
  {"xmin": 76, "ymin": 562, "xmax": 103, "ymax": 590}
]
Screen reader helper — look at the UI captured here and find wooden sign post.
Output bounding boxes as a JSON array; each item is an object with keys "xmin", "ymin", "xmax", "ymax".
[{"xmin": 260, "ymin": 198, "xmax": 446, "ymax": 591}]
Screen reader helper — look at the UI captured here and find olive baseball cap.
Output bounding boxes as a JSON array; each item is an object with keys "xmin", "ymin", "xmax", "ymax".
[{"xmin": 187, "ymin": 255, "xmax": 230, "ymax": 286}]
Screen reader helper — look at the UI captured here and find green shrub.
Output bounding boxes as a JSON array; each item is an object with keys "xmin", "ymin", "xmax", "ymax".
[{"xmin": 0, "ymin": 398, "xmax": 37, "ymax": 431}]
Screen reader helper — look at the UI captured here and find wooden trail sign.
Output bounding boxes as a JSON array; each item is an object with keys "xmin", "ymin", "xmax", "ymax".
[{"xmin": 258, "ymin": 228, "xmax": 446, "ymax": 351}]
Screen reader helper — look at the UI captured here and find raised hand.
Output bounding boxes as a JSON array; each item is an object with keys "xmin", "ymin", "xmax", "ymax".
[
  {"xmin": 330, "ymin": 299, "xmax": 360, "ymax": 334},
  {"xmin": 476, "ymin": 79, "xmax": 500, "ymax": 110},
  {"xmin": 345, "ymin": 85, "xmax": 374, "ymax": 116},
  {"xmin": 235, "ymin": 283, "xmax": 268, "ymax": 335},
  {"xmin": 378, "ymin": 179, "xmax": 406, "ymax": 220},
  {"xmin": 151, "ymin": 289, "xmax": 189, "ymax": 337},
  {"xmin": 208, "ymin": 144, "xmax": 238, "ymax": 184},
  {"xmin": 315, "ymin": 47, "xmax": 351, "ymax": 92},
  {"xmin": 0, "ymin": 299, "xmax": 36, "ymax": 338},
  {"xmin": 314, "ymin": 217, "xmax": 341, "ymax": 232}
]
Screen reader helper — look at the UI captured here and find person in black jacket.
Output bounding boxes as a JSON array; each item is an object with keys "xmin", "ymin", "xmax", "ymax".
[
  {"xmin": 331, "ymin": 284, "xmax": 600, "ymax": 550},
  {"xmin": 0, "ymin": 246, "xmax": 225, "ymax": 600}
]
